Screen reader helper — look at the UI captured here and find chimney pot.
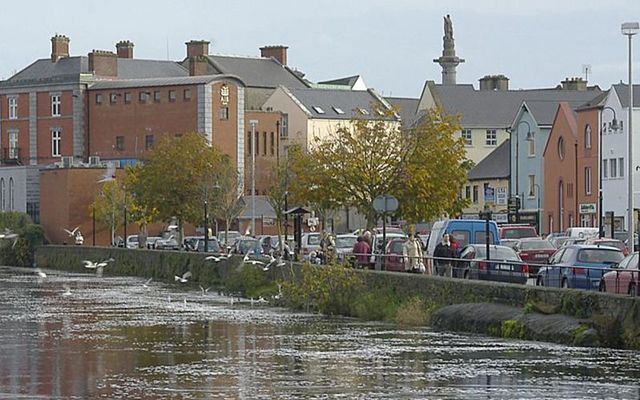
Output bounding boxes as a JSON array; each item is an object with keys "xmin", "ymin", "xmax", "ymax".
[
  {"xmin": 186, "ymin": 40, "xmax": 210, "ymax": 58},
  {"xmin": 116, "ymin": 40, "xmax": 134, "ymax": 59},
  {"xmin": 51, "ymin": 34, "xmax": 70, "ymax": 62},
  {"xmin": 260, "ymin": 45, "xmax": 288, "ymax": 66},
  {"xmin": 88, "ymin": 50, "xmax": 118, "ymax": 77}
]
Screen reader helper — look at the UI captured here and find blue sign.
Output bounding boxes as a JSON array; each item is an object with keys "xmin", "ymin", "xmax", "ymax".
[{"xmin": 484, "ymin": 186, "xmax": 495, "ymax": 203}]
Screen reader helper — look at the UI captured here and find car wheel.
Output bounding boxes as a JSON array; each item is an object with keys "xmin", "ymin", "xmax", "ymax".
[
  {"xmin": 536, "ymin": 277, "xmax": 544, "ymax": 287},
  {"xmin": 599, "ymin": 280, "xmax": 606, "ymax": 293},
  {"xmin": 561, "ymin": 278, "xmax": 569, "ymax": 289},
  {"xmin": 629, "ymin": 283, "xmax": 637, "ymax": 297}
]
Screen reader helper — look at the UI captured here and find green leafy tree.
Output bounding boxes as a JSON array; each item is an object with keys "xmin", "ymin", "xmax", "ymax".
[
  {"xmin": 0, "ymin": 212, "xmax": 45, "ymax": 267},
  {"xmin": 124, "ymin": 165, "xmax": 159, "ymax": 247},
  {"xmin": 130, "ymin": 133, "xmax": 230, "ymax": 244},
  {"xmin": 91, "ymin": 180, "xmax": 131, "ymax": 245},
  {"xmin": 210, "ymin": 159, "xmax": 243, "ymax": 244},
  {"xmin": 268, "ymin": 160, "xmax": 290, "ymax": 247}
]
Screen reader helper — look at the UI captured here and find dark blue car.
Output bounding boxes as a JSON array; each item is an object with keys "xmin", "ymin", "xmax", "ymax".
[{"xmin": 536, "ymin": 244, "xmax": 624, "ymax": 290}]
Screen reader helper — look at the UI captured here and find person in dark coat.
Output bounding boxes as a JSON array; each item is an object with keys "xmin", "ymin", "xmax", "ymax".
[{"xmin": 433, "ymin": 233, "xmax": 455, "ymax": 277}]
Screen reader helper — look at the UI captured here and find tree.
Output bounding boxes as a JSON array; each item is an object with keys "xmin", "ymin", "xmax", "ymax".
[
  {"xmin": 287, "ymin": 107, "xmax": 470, "ymax": 227},
  {"xmin": 210, "ymin": 159, "xmax": 244, "ymax": 245},
  {"xmin": 91, "ymin": 180, "xmax": 131, "ymax": 245},
  {"xmin": 124, "ymin": 165, "xmax": 159, "ymax": 247},
  {"xmin": 268, "ymin": 160, "xmax": 290, "ymax": 247},
  {"xmin": 129, "ymin": 133, "xmax": 229, "ymax": 243}
]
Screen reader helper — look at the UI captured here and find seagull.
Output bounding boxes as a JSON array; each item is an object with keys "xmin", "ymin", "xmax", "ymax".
[
  {"xmin": 83, "ymin": 257, "xmax": 115, "ymax": 269},
  {"xmin": 243, "ymin": 253, "xmax": 265, "ymax": 266},
  {"xmin": 62, "ymin": 284, "xmax": 72, "ymax": 296},
  {"xmin": 262, "ymin": 255, "xmax": 286, "ymax": 271},
  {"xmin": 205, "ymin": 254, "xmax": 231, "ymax": 263},
  {"xmin": 142, "ymin": 278, "xmax": 153, "ymax": 288},
  {"xmin": 256, "ymin": 297, "xmax": 268, "ymax": 305},
  {"xmin": 34, "ymin": 268, "xmax": 47, "ymax": 278},
  {"xmin": 174, "ymin": 271, "xmax": 192, "ymax": 283},
  {"xmin": 63, "ymin": 227, "xmax": 80, "ymax": 238},
  {"xmin": 97, "ymin": 162, "xmax": 116, "ymax": 183},
  {"xmin": 199, "ymin": 285, "xmax": 211, "ymax": 295}
]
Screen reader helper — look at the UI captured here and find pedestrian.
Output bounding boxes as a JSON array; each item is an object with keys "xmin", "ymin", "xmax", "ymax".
[
  {"xmin": 449, "ymin": 235, "xmax": 461, "ymax": 276},
  {"xmin": 323, "ymin": 232, "xmax": 337, "ymax": 265},
  {"xmin": 352, "ymin": 235, "xmax": 371, "ymax": 269},
  {"xmin": 403, "ymin": 233, "xmax": 424, "ymax": 273},
  {"xmin": 433, "ymin": 233, "xmax": 455, "ymax": 277}
]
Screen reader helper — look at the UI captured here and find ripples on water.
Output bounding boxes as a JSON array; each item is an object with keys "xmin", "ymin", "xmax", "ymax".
[{"xmin": 0, "ymin": 266, "xmax": 638, "ymax": 399}]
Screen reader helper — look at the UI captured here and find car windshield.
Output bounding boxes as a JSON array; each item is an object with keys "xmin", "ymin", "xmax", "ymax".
[
  {"xmin": 307, "ymin": 235, "xmax": 321, "ymax": 245},
  {"xmin": 577, "ymin": 249, "xmax": 624, "ymax": 264},
  {"xmin": 502, "ymin": 228, "xmax": 536, "ymax": 239},
  {"xmin": 475, "ymin": 246, "xmax": 519, "ymax": 260},
  {"xmin": 336, "ymin": 236, "xmax": 357, "ymax": 248},
  {"xmin": 520, "ymin": 240, "xmax": 554, "ymax": 250},
  {"xmin": 238, "ymin": 239, "xmax": 259, "ymax": 252}
]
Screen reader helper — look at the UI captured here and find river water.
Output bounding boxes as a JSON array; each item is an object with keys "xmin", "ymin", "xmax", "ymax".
[{"xmin": 0, "ymin": 266, "xmax": 639, "ymax": 400}]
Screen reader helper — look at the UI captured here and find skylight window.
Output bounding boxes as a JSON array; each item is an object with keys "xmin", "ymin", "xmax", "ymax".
[
  {"xmin": 312, "ymin": 106, "xmax": 325, "ymax": 114},
  {"xmin": 358, "ymin": 108, "xmax": 369, "ymax": 115},
  {"xmin": 332, "ymin": 106, "xmax": 345, "ymax": 115}
]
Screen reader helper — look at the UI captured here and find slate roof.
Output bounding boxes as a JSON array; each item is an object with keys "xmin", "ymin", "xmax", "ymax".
[
  {"xmin": 238, "ymin": 195, "xmax": 276, "ymax": 219},
  {"xmin": 287, "ymin": 87, "xmax": 397, "ymax": 120},
  {"xmin": 386, "ymin": 96, "xmax": 420, "ymax": 128},
  {"xmin": 467, "ymin": 138, "xmax": 510, "ymax": 180},
  {"xmin": 318, "ymin": 75, "xmax": 360, "ymax": 87},
  {"xmin": 428, "ymin": 83, "xmax": 602, "ymax": 128},
  {"xmin": 206, "ymin": 55, "xmax": 309, "ymax": 89},
  {"xmin": 612, "ymin": 84, "xmax": 640, "ymax": 108},
  {"xmin": 88, "ymin": 75, "xmax": 242, "ymax": 90},
  {"xmin": 521, "ymin": 97, "xmax": 600, "ymax": 127}
]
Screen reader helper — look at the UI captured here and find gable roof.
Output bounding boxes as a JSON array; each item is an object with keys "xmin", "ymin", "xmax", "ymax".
[
  {"xmin": 612, "ymin": 84, "xmax": 640, "ymax": 108},
  {"xmin": 204, "ymin": 55, "xmax": 309, "ymax": 89},
  {"xmin": 286, "ymin": 87, "xmax": 397, "ymax": 120},
  {"xmin": 467, "ymin": 139, "xmax": 510, "ymax": 180},
  {"xmin": 423, "ymin": 83, "xmax": 602, "ymax": 128},
  {"xmin": 238, "ymin": 195, "xmax": 276, "ymax": 219},
  {"xmin": 386, "ymin": 96, "xmax": 420, "ymax": 128},
  {"xmin": 543, "ymin": 102, "xmax": 578, "ymax": 158}
]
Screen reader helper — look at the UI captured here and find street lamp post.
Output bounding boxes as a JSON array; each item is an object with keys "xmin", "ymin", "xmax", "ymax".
[
  {"xmin": 249, "ymin": 119, "xmax": 258, "ymax": 237},
  {"xmin": 534, "ymin": 183, "xmax": 541, "ymax": 235},
  {"xmin": 204, "ymin": 198, "xmax": 209, "ymax": 252},
  {"xmin": 513, "ymin": 120, "xmax": 533, "ymax": 199},
  {"xmin": 599, "ymin": 107, "xmax": 619, "ymax": 238},
  {"xmin": 622, "ymin": 22, "xmax": 639, "ymax": 249}
]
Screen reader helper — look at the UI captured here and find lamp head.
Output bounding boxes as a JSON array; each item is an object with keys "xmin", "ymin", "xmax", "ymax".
[
  {"xmin": 622, "ymin": 22, "xmax": 640, "ymax": 36},
  {"xmin": 525, "ymin": 131, "xmax": 535, "ymax": 142},
  {"xmin": 610, "ymin": 118, "xmax": 620, "ymax": 132}
]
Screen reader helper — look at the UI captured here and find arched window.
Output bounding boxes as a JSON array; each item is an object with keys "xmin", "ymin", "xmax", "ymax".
[
  {"xmin": 585, "ymin": 124, "xmax": 592, "ymax": 149},
  {"xmin": 0, "ymin": 178, "xmax": 4, "ymax": 211},
  {"xmin": 9, "ymin": 178, "xmax": 14, "ymax": 211},
  {"xmin": 558, "ymin": 137, "xmax": 565, "ymax": 161}
]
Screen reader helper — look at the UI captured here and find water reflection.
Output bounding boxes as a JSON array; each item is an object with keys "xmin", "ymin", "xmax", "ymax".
[{"xmin": 0, "ymin": 266, "xmax": 638, "ymax": 399}]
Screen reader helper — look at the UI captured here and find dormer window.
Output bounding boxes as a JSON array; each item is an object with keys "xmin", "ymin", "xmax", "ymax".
[
  {"xmin": 312, "ymin": 106, "xmax": 325, "ymax": 114},
  {"xmin": 332, "ymin": 106, "xmax": 344, "ymax": 115}
]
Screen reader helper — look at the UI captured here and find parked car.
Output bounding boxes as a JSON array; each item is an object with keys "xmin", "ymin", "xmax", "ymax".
[
  {"xmin": 584, "ymin": 237, "xmax": 628, "ymax": 256},
  {"xmin": 194, "ymin": 237, "xmax": 222, "ymax": 253},
  {"xmin": 126, "ymin": 235, "xmax": 139, "ymax": 249},
  {"xmin": 458, "ymin": 244, "xmax": 528, "ymax": 284},
  {"xmin": 300, "ymin": 232, "xmax": 322, "ymax": 260},
  {"xmin": 335, "ymin": 233, "xmax": 358, "ymax": 264},
  {"xmin": 426, "ymin": 219, "xmax": 500, "ymax": 257},
  {"xmin": 549, "ymin": 235, "xmax": 571, "ymax": 249},
  {"xmin": 514, "ymin": 238, "xmax": 557, "ymax": 275},
  {"xmin": 536, "ymin": 244, "xmax": 624, "ymax": 290},
  {"xmin": 559, "ymin": 237, "xmax": 586, "ymax": 248},
  {"xmin": 231, "ymin": 237, "xmax": 263, "ymax": 255},
  {"xmin": 500, "ymin": 239, "xmax": 520, "ymax": 250},
  {"xmin": 145, "ymin": 236, "xmax": 161, "ymax": 249},
  {"xmin": 499, "ymin": 224, "xmax": 537, "ymax": 240},
  {"xmin": 154, "ymin": 235, "xmax": 181, "ymax": 250},
  {"xmin": 372, "ymin": 232, "xmax": 407, "ymax": 269},
  {"xmin": 599, "ymin": 252, "xmax": 639, "ymax": 296},
  {"xmin": 384, "ymin": 238, "xmax": 409, "ymax": 272},
  {"xmin": 565, "ymin": 227, "xmax": 599, "ymax": 239},
  {"xmin": 217, "ymin": 230, "xmax": 242, "ymax": 250}
]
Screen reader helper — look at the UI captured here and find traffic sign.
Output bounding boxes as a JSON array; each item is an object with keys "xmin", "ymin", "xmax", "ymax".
[
  {"xmin": 484, "ymin": 186, "xmax": 495, "ymax": 204},
  {"xmin": 373, "ymin": 194, "xmax": 399, "ymax": 213}
]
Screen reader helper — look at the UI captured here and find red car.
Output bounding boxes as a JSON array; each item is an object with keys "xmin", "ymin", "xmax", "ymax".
[
  {"xmin": 599, "ymin": 252, "xmax": 639, "ymax": 296},
  {"xmin": 514, "ymin": 238, "xmax": 556, "ymax": 275},
  {"xmin": 384, "ymin": 238, "xmax": 408, "ymax": 272}
]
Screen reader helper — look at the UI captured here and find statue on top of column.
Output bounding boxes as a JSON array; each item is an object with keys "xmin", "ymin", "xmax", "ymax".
[{"xmin": 444, "ymin": 14, "xmax": 453, "ymax": 39}]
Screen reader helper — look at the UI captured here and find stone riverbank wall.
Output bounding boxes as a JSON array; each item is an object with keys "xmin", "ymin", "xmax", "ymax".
[{"xmin": 35, "ymin": 245, "xmax": 640, "ymax": 349}]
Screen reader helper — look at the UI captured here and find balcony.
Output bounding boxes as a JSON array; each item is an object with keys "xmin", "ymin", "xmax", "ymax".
[{"xmin": 1, "ymin": 147, "xmax": 22, "ymax": 165}]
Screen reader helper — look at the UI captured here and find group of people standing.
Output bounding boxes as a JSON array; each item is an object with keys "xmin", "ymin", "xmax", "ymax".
[{"xmin": 403, "ymin": 232, "xmax": 460, "ymax": 275}]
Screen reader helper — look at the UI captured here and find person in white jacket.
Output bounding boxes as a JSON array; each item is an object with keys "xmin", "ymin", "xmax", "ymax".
[{"xmin": 403, "ymin": 233, "xmax": 423, "ymax": 273}]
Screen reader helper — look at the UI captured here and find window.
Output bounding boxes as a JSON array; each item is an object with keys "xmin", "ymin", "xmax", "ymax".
[
  {"xmin": 144, "ymin": 134, "xmax": 154, "ymax": 150},
  {"xmin": 0, "ymin": 179, "xmax": 4, "ymax": 211},
  {"xmin": 465, "ymin": 185, "xmax": 471, "ymax": 199},
  {"xmin": 603, "ymin": 159, "xmax": 608, "ymax": 178},
  {"xmin": 585, "ymin": 124, "xmax": 592, "ymax": 149},
  {"xmin": 485, "ymin": 129, "xmax": 497, "ymax": 146},
  {"xmin": 263, "ymin": 132, "xmax": 267, "ymax": 156},
  {"xmin": 169, "ymin": 90, "xmax": 176, "ymax": 102},
  {"xmin": 110, "ymin": 93, "xmax": 118, "ymax": 104},
  {"xmin": 619, "ymin": 158, "xmax": 624, "ymax": 177},
  {"xmin": 270, "ymin": 132, "xmax": 275, "ymax": 156},
  {"xmin": 116, "ymin": 136, "xmax": 124, "ymax": 151},
  {"xmin": 461, "ymin": 129, "xmax": 472, "ymax": 146},
  {"xmin": 247, "ymin": 132, "xmax": 252, "ymax": 156},
  {"xmin": 139, "ymin": 92, "xmax": 149, "ymax": 103},
  {"xmin": 124, "ymin": 92, "xmax": 131, "ymax": 104},
  {"xmin": 51, "ymin": 129, "xmax": 61, "ymax": 157},
  {"xmin": 528, "ymin": 175, "xmax": 535, "ymax": 197},
  {"xmin": 527, "ymin": 133, "xmax": 535, "ymax": 156},
  {"xmin": 8, "ymin": 131, "xmax": 18, "ymax": 159},
  {"xmin": 255, "ymin": 131, "xmax": 259, "ymax": 155},
  {"xmin": 9, "ymin": 178, "xmax": 14, "ymax": 211},
  {"xmin": 585, "ymin": 167, "xmax": 592, "ymax": 195},
  {"xmin": 154, "ymin": 91, "xmax": 161, "ymax": 103},
  {"xmin": 280, "ymin": 114, "xmax": 288, "ymax": 139},
  {"xmin": 312, "ymin": 106, "xmax": 325, "ymax": 114},
  {"xmin": 219, "ymin": 107, "xmax": 229, "ymax": 120},
  {"xmin": 8, "ymin": 97, "xmax": 17, "ymax": 119},
  {"xmin": 27, "ymin": 202, "xmax": 39, "ymax": 224},
  {"xmin": 558, "ymin": 137, "xmax": 565, "ymax": 160},
  {"xmin": 610, "ymin": 159, "xmax": 617, "ymax": 178},
  {"xmin": 332, "ymin": 106, "xmax": 344, "ymax": 115},
  {"xmin": 51, "ymin": 94, "xmax": 61, "ymax": 116},
  {"xmin": 472, "ymin": 185, "xmax": 478, "ymax": 203},
  {"xmin": 95, "ymin": 93, "xmax": 102, "ymax": 105},
  {"xmin": 357, "ymin": 107, "xmax": 369, "ymax": 115},
  {"xmin": 184, "ymin": 89, "xmax": 191, "ymax": 101}
]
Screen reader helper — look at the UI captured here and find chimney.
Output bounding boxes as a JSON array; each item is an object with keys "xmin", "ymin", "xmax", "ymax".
[
  {"xmin": 88, "ymin": 50, "xmax": 118, "ymax": 77},
  {"xmin": 116, "ymin": 40, "xmax": 134, "ymax": 59},
  {"xmin": 260, "ymin": 45, "xmax": 288, "ymax": 66},
  {"xmin": 51, "ymin": 34, "xmax": 70, "ymax": 62},
  {"xmin": 479, "ymin": 74, "xmax": 509, "ymax": 91},
  {"xmin": 189, "ymin": 56, "xmax": 209, "ymax": 76},
  {"xmin": 560, "ymin": 77, "xmax": 587, "ymax": 91},
  {"xmin": 186, "ymin": 40, "xmax": 210, "ymax": 57}
]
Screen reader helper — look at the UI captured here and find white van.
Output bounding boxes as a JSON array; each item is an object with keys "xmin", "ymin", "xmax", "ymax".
[{"xmin": 565, "ymin": 227, "xmax": 599, "ymax": 239}]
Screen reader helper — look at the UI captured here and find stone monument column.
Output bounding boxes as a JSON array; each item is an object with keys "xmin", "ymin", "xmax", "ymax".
[{"xmin": 433, "ymin": 14, "xmax": 465, "ymax": 85}]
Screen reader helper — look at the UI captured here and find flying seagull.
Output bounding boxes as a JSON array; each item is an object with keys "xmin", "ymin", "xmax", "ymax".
[
  {"xmin": 97, "ymin": 162, "xmax": 116, "ymax": 183},
  {"xmin": 63, "ymin": 227, "xmax": 80, "ymax": 237},
  {"xmin": 174, "ymin": 271, "xmax": 192, "ymax": 283},
  {"xmin": 200, "ymin": 285, "xmax": 211, "ymax": 295},
  {"xmin": 82, "ymin": 257, "xmax": 115, "ymax": 269},
  {"xmin": 243, "ymin": 253, "xmax": 265, "ymax": 266},
  {"xmin": 205, "ymin": 254, "xmax": 231, "ymax": 263},
  {"xmin": 142, "ymin": 278, "xmax": 153, "ymax": 288}
]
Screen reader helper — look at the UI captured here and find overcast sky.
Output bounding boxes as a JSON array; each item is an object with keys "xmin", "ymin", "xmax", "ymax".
[{"xmin": 1, "ymin": 0, "xmax": 638, "ymax": 97}]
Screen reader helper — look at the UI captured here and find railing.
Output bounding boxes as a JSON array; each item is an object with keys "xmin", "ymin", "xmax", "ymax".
[{"xmin": 1, "ymin": 147, "xmax": 21, "ymax": 164}]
